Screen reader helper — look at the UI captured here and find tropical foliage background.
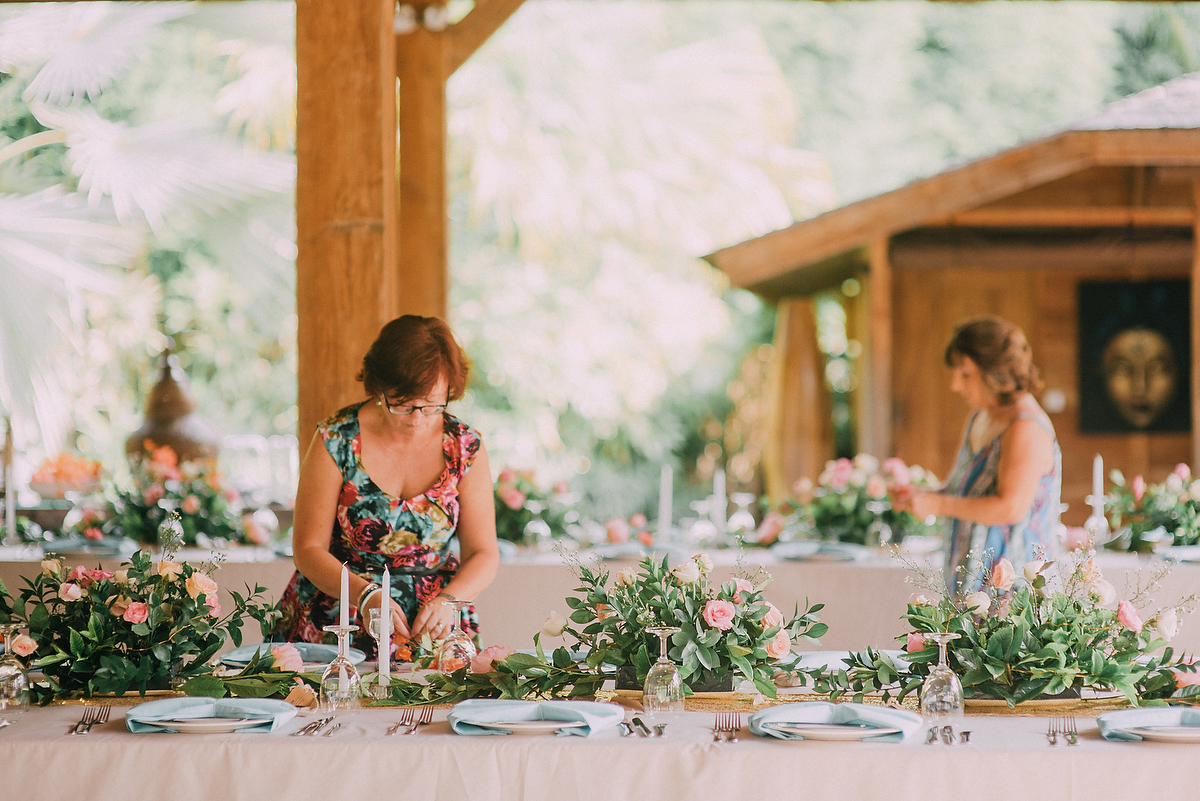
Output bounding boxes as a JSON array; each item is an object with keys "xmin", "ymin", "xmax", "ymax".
[{"xmin": 1, "ymin": 1, "xmax": 1199, "ymax": 520}]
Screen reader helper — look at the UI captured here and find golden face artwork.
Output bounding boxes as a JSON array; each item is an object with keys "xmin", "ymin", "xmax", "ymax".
[{"xmin": 1102, "ymin": 328, "xmax": 1177, "ymax": 428}]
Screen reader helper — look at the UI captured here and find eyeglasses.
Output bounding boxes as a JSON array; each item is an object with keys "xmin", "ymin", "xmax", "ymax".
[{"xmin": 379, "ymin": 397, "xmax": 447, "ymax": 416}]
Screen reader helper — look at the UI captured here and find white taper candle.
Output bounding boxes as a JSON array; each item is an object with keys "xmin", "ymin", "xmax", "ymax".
[
  {"xmin": 379, "ymin": 567, "xmax": 391, "ymax": 684},
  {"xmin": 339, "ymin": 563, "xmax": 350, "ymax": 628}
]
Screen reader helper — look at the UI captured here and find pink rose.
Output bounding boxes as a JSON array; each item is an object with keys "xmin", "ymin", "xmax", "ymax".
[
  {"xmin": 604, "ymin": 517, "xmax": 630, "ymax": 544},
  {"xmin": 765, "ymin": 628, "xmax": 791, "ymax": 659},
  {"xmin": 756, "ymin": 513, "xmax": 786, "ymax": 545},
  {"xmin": 629, "ymin": 513, "xmax": 647, "ymax": 529},
  {"xmin": 84, "ymin": 527, "xmax": 103, "ymax": 541},
  {"xmin": 1175, "ymin": 463, "xmax": 1192, "ymax": 481},
  {"xmin": 181, "ymin": 495, "xmax": 201, "ymax": 515},
  {"xmin": 59, "ymin": 582, "xmax": 83, "ymax": 602},
  {"xmin": 1117, "ymin": 600, "xmax": 1143, "ymax": 634},
  {"xmin": 243, "ymin": 518, "xmax": 271, "ymax": 545},
  {"xmin": 186, "ymin": 573, "xmax": 219, "ymax": 600},
  {"xmin": 470, "ymin": 645, "xmax": 516, "ymax": 673},
  {"xmin": 865, "ymin": 474, "xmax": 888, "ymax": 500},
  {"xmin": 1062, "ymin": 526, "xmax": 1089, "ymax": 551},
  {"xmin": 1176, "ymin": 666, "xmax": 1200, "ymax": 689},
  {"xmin": 205, "ymin": 594, "xmax": 221, "ymax": 618},
  {"xmin": 882, "ymin": 458, "xmax": 911, "ymax": 487},
  {"xmin": 637, "ymin": 530, "xmax": 654, "ymax": 547},
  {"xmin": 68, "ymin": 565, "xmax": 88, "ymax": 583},
  {"xmin": 497, "ymin": 468, "xmax": 516, "ymax": 485},
  {"xmin": 271, "ymin": 644, "xmax": 305, "ymax": 673},
  {"xmin": 1132, "ymin": 475, "xmax": 1146, "ymax": 503},
  {"xmin": 498, "ymin": 486, "xmax": 526, "ymax": 511},
  {"xmin": 731, "ymin": 578, "xmax": 753, "ymax": 604},
  {"xmin": 792, "ymin": 477, "xmax": 814, "ymax": 504},
  {"xmin": 10, "ymin": 634, "xmax": 37, "ymax": 658},
  {"xmin": 142, "ymin": 484, "xmax": 166, "ymax": 506},
  {"xmin": 123, "ymin": 602, "xmax": 149, "ymax": 624},
  {"xmin": 86, "ymin": 569, "xmax": 114, "ymax": 584},
  {"xmin": 553, "ymin": 480, "xmax": 571, "ymax": 495},
  {"xmin": 906, "ymin": 632, "xmax": 927, "ymax": 653},
  {"xmin": 829, "ymin": 458, "xmax": 853, "ymax": 492},
  {"xmin": 989, "ymin": 558, "xmax": 1015, "ymax": 592},
  {"xmin": 703, "ymin": 600, "xmax": 737, "ymax": 631},
  {"xmin": 762, "ymin": 602, "xmax": 784, "ymax": 628}
]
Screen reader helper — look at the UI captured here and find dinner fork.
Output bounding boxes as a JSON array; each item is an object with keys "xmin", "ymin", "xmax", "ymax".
[
  {"xmin": 69, "ymin": 706, "xmax": 99, "ymax": 735},
  {"xmin": 1063, "ymin": 716, "xmax": 1078, "ymax": 746},
  {"xmin": 387, "ymin": 707, "xmax": 416, "ymax": 736},
  {"xmin": 713, "ymin": 712, "xmax": 741, "ymax": 742},
  {"xmin": 1046, "ymin": 719, "xmax": 1058, "ymax": 745},
  {"xmin": 83, "ymin": 704, "xmax": 111, "ymax": 734},
  {"xmin": 401, "ymin": 707, "xmax": 432, "ymax": 735}
]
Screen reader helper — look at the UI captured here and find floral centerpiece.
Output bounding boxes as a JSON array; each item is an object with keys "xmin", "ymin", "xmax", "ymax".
[
  {"xmin": 108, "ymin": 440, "xmax": 244, "ymax": 546},
  {"xmin": 825, "ymin": 545, "xmax": 1195, "ymax": 707},
  {"xmin": 542, "ymin": 552, "xmax": 827, "ymax": 696},
  {"xmin": 771, "ymin": 454, "xmax": 937, "ymax": 545},
  {"xmin": 0, "ymin": 515, "xmax": 279, "ymax": 703},
  {"xmin": 29, "ymin": 452, "xmax": 103, "ymax": 498},
  {"xmin": 493, "ymin": 467, "xmax": 578, "ymax": 545},
  {"xmin": 1105, "ymin": 464, "xmax": 1200, "ymax": 553}
]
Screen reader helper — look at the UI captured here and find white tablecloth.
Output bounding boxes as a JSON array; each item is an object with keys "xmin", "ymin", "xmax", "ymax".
[{"xmin": 3, "ymin": 702, "xmax": 1199, "ymax": 801}]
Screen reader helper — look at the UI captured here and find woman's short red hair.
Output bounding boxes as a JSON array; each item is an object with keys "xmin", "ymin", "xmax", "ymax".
[{"xmin": 357, "ymin": 315, "xmax": 470, "ymax": 402}]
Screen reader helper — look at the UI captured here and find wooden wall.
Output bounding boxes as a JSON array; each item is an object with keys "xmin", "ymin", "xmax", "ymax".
[{"xmin": 891, "ymin": 234, "xmax": 1192, "ymax": 526}]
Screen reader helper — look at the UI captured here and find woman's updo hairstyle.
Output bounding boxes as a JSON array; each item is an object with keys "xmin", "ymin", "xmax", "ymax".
[
  {"xmin": 358, "ymin": 315, "xmax": 470, "ymax": 403},
  {"xmin": 944, "ymin": 316, "xmax": 1044, "ymax": 406}
]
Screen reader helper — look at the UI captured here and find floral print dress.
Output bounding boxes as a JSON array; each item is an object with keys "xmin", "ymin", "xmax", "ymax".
[{"xmin": 274, "ymin": 403, "xmax": 481, "ymax": 659}]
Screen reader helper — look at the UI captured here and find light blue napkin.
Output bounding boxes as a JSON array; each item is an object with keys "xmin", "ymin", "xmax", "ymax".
[
  {"xmin": 447, "ymin": 698, "xmax": 624, "ymax": 737},
  {"xmin": 125, "ymin": 696, "xmax": 298, "ymax": 734},
  {"xmin": 749, "ymin": 702, "xmax": 923, "ymax": 742},
  {"xmin": 1096, "ymin": 707, "xmax": 1200, "ymax": 741}
]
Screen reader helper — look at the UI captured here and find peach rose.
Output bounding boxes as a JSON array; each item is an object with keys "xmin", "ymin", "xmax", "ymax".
[
  {"xmin": 11, "ymin": 634, "xmax": 37, "ymax": 658},
  {"xmin": 123, "ymin": 602, "xmax": 149, "ymax": 624},
  {"xmin": 1118, "ymin": 600, "xmax": 1143, "ymax": 634},
  {"xmin": 158, "ymin": 561, "xmax": 183, "ymax": 581},
  {"xmin": 629, "ymin": 512, "xmax": 647, "ymax": 528},
  {"xmin": 498, "ymin": 486, "xmax": 526, "ymax": 511},
  {"xmin": 84, "ymin": 527, "xmax": 103, "ymax": 541},
  {"xmin": 865, "ymin": 474, "xmax": 888, "ymax": 500},
  {"xmin": 271, "ymin": 644, "xmax": 305, "ymax": 672},
  {"xmin": 58, "ymin": 582, "xmax": 83, "ymax": 602},
  {"xmin": 703, "ymin": 600, "xmax": 737, "ymax": 631},
  {"xmin": 186, "ymin": 573, "xmax": 219, "ymax": 600},
  {"xmin": 40, "ymin": 559, "xmax": 61, "ymax": 578},
  {"xmin": 604, "ymin": 517, "xmax": 630, "ymax": 544},
  {"xmin": 636, "ymin": 530, "xmax": 653, "ymax": 547},
  {"xmin": 438, "ymin": 656, "xmax": 467, "ymax": 673},
  {"xmin": 990, "ymin": 558, "xmax": 1015, "ymax": 592},
  {"xmin": 470, "ymin": 645, "xmax": 515, "ymax": 673},
  {"xmin": 109, "ymin": 595, "xmax": 132, "ymax": 617},
  {"xmin": 731, "ymin": 578, "xmax": 753, "ymax": 604},
  {"xmin": 205, "ymin": 594, "xmax": 221, "ymax": 618},
  {"xmin": 615, "ymin": 567, "xmax": 637, "ymax": 587},
  {"xmin": 906, "ymin": 632, "xmax": 927, "ymax": 653},
  {"xmin": 762, "ymin": 602, "xmax": 784, "ymax": 628},
  {"xmin": 1175, "ymin": 666, "xmax": 1200, "ymax": 689},
  {"xmin": 965, "ymin": 591, "xmax": 991, "ymax": 616},
  {"xmin": 755, "ymin": 513, "xmax": 786, "ymax": 546},
  {"xmin": 765, "ymin": 628, "xmax": 791, "ymax": 659},
  {"xmin": 181, "ymin": 495, "xmax": 201, "ymax": 515}
]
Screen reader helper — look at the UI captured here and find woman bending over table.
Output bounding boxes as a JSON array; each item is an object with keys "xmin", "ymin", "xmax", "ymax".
[
  {"xmin": 274, "ymin": 316, "xmax": 499, "ymax": 659},
  {"xmin": 895, "ymin": 317, "xmax": 1061, "ymax": 596}
]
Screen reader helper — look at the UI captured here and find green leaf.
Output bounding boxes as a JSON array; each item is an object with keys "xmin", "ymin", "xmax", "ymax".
[
  {"xmin": 152, "ymin": 644, "xmax": 173, "ymax": 663},
  {"xmin": 181, "ymin": 675, "xmax": 228, "ymax": 698},
  {"xmin": 131, "ymin": 622, "xmax": 150, "ymax": 636}
]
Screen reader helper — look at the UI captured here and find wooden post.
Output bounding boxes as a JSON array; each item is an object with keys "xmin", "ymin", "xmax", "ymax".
[
  {"xmin": 764, "ymin": 298, "xmax": 833, "ymax": 502},
  {"xmin": 295, "ymin": 0, "xmax": 398, "ymax": 441},
  {"xmin": 1193, "ymin": 182, "xmax": 1200, "ymax": 469},
  {"xmin": 868, "ymin": 237, "xmax": 892, "ymax": 458}
]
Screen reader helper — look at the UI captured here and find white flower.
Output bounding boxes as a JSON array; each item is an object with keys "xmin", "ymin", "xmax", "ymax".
[
  {"xmin": 541, "ymin": 611, "xmax": 568, "ymax": 637},
  {"xmin": 965, "ymin": 591, "xmax": 991, "ymax": 616},
  {"xmin": 671, "ymin": 561, "xmax": 701, "ymax": 584},
  {"xmin": 848, "ymin": 469, "xmax": 867, "ymax": 488},
  {"xmin": 693, "ymin": 553, "xmax": 714, "ymax": 575},
  {"xmin": 852, "ymin": 454, "xmax": 879, "ymax": 474},
  {"xmin": 112, "ymin": 570, "xmax": 129, "ymax": 585},
  {"xmin": 1154, "ymin": 608, "xmax": 1180, "ymax": 642},
  {"xmin": 614, "ymin": 567, "xmax": 637, "ymax": 587},
  {"xmin": 1166, "ymin": 474, "xmax": 1184, "ymax": 493},
  {"xmin": 912, "ymin": 595, "xmax": 932, "ymax": 606},
  {"xmin": 1089, "ymin": 579, "xmax": 1117, "ymax": 607},
  {"xmin": 1190, "ymin": 480, "xmax": 1200, "ymax": 498},
  {"xmin": 1022, "ymin": 560, "xmax": 1044, "ymax": 583}
]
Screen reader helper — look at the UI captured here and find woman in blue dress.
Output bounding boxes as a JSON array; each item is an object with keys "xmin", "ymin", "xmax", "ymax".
[{"xmin": 897, "ymin": 317, "xmax": 1061, "ymax": 597}]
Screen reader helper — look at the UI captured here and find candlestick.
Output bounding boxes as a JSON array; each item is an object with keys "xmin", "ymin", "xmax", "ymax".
[
  {"xmin": 657, "ymin": 464, "xmax": 673, "ymax": 537},
  {"xmin": 339, "ymin": 563, "xmax": 350, "ymax": 629},
  {"xmin": 712, "ymin": 467, "xmax": 727, "ymax": 534},
  {"xmin": 379, "ymin": 568, "xmax": 391, "ymax": 686}
]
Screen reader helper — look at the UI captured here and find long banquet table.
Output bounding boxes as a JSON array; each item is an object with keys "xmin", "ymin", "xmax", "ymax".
[
  {"xmin": 2, "ymin": 546, "xmax": 1200, "ymax": 654},
  {"xmin": 4, "ymin": 702, "xmax": 1200, "ymax": 801}
]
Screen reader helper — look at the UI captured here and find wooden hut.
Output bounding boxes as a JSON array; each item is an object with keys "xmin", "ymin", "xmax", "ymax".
[{"xmin": 706, "ymin": 74, "xmax": 1200, "ymax": 523}]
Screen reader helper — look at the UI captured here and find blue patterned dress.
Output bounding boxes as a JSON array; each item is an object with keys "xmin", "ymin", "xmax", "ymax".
[
  {"xmin": 273, "ymin": 403, "xmax": 482, "ymax": 658},
  {"xmin": 941, "ymin": 411, "xmax": 1062, "ymax": 596}
]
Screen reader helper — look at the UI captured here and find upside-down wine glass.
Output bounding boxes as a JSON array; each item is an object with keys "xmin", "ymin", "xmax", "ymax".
[
  {"xmin": 0, "ymin": 623, "xmax": 31, "ymax": 725},
  {"xmin": 366, "ymin": 608, "xmax": 391, "ymax": 700},
  {"xmin": 919, "ymin": 632, "xmax": 964, "ymax": 731},
  {"xmin": 320, "ymin": 623, "xmax": 362, "ymax": 710},
  {"xmin": 642, "ymin": 626, "xmax": 684, "ymax": 717},
  {"xmin": 436, "ymin": 600, "xmax": 477, "ymax": 673}
]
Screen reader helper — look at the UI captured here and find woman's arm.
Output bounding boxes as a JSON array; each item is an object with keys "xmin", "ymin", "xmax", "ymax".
[
  {"xmin": 905, "ymin": 418, "xmax": 1054, "ymax": 527},
  {"xmin": 291, "ymin": 431, "xmax": 411, "ymax": 638},
  {"xmin": 409, "ymin": 441, "xmax": 500, "ymax": 638}
]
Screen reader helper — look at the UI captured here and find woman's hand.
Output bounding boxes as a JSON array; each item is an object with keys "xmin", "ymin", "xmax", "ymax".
[
  {"xmin": 363, "ymin": 592, "xmax": 411, "ymax": 641},
  {"xmin": 896, "ymin": 489, "xmax": 940, "ymax": 522},
  {"xmin": 410, "ymin": 595, "xmax": 460, "ymax": 640}
]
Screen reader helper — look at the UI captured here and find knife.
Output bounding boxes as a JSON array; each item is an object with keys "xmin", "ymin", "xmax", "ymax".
[{"xmin": 631, "ymin": 717, "xmax": 654, "ymax": 737}]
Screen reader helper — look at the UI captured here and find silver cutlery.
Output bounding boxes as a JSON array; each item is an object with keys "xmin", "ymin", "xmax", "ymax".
[
  {"xmin": 959, "ymin": 730, "xmax": 972, "ymax": 744},
  {"xmin": 925, "ymin": 727, "xmax": 939, "ymax": 745},
  {"xmin": 1064, "ymin": 716, "xmax": 1078, "ymax": 745},
  {"xmin": 618, "ymin": 722, "xmax": 636, "ymax": 737},
  {"xmin": 940, "ymin": 725, "xmax": 955, "ymax": 745},
  {"xmin": 1046, "ymin": 719, "xmax": 1058, "ymax": 745},
  {"xmin": 408, "ymin": 706, "xmax": 434, "ymax": 733},
  {"xmin": 69, "ymin": 706, "xmax": 101, "ymax": 735},
  {"xmin": 322, "ymin": 722, "xmax": 344, "ymax": 736},
  {"xmin": 388, "ymin": 707, "xmax": 416, "ymax": 736},
  {"xmin": 631, "ymin": 717, "xmax": 654, "ymax": 738},
  {"xmin": 291, "ymin": 716, "xmax": 333, "ymax": 736},
  {"xmin": 712, "ymin": 712, "xmax": 740, "ymax": 742},
  {"xmin": 654, "ymin": 723, "xmax": 667, "ymax": 737},
  {"xmin": 70, "ymin": 704, "xmax": 111, "ymax": 735}
]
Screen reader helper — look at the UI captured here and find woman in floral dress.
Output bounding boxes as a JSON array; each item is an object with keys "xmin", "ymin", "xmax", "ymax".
[{"xmin": 274, "ymin": 316, "xmax": 499, "ymax": 659}]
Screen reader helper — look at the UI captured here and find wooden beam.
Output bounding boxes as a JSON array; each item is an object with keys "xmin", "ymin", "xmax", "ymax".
[
  {"xmin": 447, "ymin": 0, "xmax": 527, "ymax": 74},
  {"xmin": 397, "ymin": 29, "xmax": 450, "ymax": 319},
  {"xmin": 1092, "ymin": 129, "xmax": 1200, "ymax": 167},
  {"xmin": 1193, "ymin": 181, "xmax": 1200, "ymax": 470},
  {"xmin": 933, "ymin": 206, "xmax": 1193, "ymax": 228},
  {"xmin": 296, "ymin": 0, "xmax": 398, "ymax": 441},
  {"xmin": 868, "ymin": 237, "xmax": 892, "ymax": 459}
]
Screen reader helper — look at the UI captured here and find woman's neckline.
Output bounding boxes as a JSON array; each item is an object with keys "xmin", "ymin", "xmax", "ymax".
[{"xmin": 352, "ymin": 401, "xmax": 449, "ymax": 502}]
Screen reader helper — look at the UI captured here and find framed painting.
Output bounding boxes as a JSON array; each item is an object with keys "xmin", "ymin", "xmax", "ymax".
[{"xmin": 1078, "ymin": 279, "xmax": 1190, "ymax": 433}]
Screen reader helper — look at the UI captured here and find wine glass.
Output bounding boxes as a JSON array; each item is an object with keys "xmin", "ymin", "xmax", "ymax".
[
  {"xmin": 436, "ymin": 600, "xmax": 477, "ymax": 673},
  {"xmin": 365, "ymin": 608, "xmax": 391, "ymax": 700},
  {"xmin": 319, "ymin": 624, "xmax": 362, "ymax": 710},
  {"xmin": 920, "ymin": 632, "xmax": 964, "ymax": 732},
  {"xmin": 0, "ymin": 624, "xmax": 31, "ymax": 725},
  {"xmin": 727, "ymin": 493, "xmax": 757, "ymax": 537},
  {"xmin": 642, "ymin": 626, "xmax": 684, "ymax": 717}
]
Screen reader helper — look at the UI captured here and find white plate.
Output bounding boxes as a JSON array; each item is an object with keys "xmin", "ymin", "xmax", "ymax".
[
  {"xmin": 766, "ymin": 722, "xmax": 901, "ymax": 741},
  {"xmin": 463, "ymin": 719, "xmax": 589, "ymax": 735},
  {"xmin": 1128, "ymin": 726, "xmax": 1200, "ymax": 743},
  {"xmin": 142, "ymin": 717, "xmax": 274, "ymax": 733}
]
